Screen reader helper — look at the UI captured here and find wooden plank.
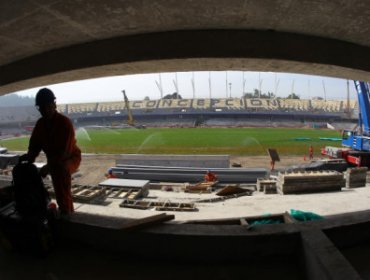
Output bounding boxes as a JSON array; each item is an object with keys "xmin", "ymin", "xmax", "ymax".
[{"xmin": 119, "ymin": 213, "xmax": 175, "ymax": 231}]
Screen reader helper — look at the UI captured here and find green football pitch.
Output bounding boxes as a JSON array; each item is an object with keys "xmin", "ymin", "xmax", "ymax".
[{"xmin": 1, "ymin": 127, "xmax": 342, "ymax": 156}]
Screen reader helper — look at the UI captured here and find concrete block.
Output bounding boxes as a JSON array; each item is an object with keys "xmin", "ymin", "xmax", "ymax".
[{"xmin": 345, "ymin": 167, "xmax": 367, "ymax": 188}]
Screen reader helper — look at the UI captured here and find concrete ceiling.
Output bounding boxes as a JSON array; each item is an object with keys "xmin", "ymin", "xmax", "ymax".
[{"xmin": 1, "ymin": 0, "xmax": 370, "ymax": 96}]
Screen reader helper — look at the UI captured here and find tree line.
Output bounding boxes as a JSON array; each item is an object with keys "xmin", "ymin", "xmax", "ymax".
[
  {"xmin": 0, "ymin": 94, "xmax": 35, "ymax": 107},
  {"xmin": 157, "ymin": 89, "xmax": 302, "ymax": 100}
]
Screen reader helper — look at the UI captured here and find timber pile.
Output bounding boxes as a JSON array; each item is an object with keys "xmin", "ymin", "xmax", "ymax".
[
  {"xmin": 277, "ymin": 171, "xmax": 345, "ymax": 194},
  {"xmin": 345, "ymin": 167, "xmax": 368, "ymax": 188}
]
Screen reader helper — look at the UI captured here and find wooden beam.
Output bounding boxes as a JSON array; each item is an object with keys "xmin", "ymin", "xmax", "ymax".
[{"xmin": 119, "ymin": 213, "xmax": 175, "ymax": 231}]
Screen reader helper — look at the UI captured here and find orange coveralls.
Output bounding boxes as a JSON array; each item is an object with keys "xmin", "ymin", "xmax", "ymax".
[
  {"xmin": 309, "ymin": 146, "xmax": 314, "ymax": 160},
  {"xmin": 28, "ymin": 112, "xmax": 81, "ymax": 214},
  {"xmin": 204, "ymin": 171, "xmax": 217, "ymax": 182}
]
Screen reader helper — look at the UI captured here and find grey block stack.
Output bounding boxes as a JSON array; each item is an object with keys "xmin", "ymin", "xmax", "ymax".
[
  {"xmin": 277, "ymin": 171, "xmax": 345, "ymax": 194},
  {"xmin": 345, "ymin": 167, "xmax": 368, "ymax": 188},
  {"xmin": 257, "ymin": 178, "xmax": 277, "ymax": 194}
]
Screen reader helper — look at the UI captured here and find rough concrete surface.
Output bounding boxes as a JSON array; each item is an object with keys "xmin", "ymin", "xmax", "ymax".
[
  {"xmin": 63, "ymin": 154, "xmax": 370, "ymax": 222},
  {"xmin": 1, "ymin": 1, "xmax": 370, "ymax": 94}
]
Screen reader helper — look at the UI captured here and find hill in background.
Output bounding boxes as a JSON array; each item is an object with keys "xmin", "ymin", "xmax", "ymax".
[{"xmin": 0, "ymin": 94, "xmax": 35, "ymax": 107}]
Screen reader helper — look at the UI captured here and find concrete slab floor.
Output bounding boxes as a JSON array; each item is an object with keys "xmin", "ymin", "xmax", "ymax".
[{"xmin": 73, "ymin": 184, "xmax": 370, "ymax": 222}]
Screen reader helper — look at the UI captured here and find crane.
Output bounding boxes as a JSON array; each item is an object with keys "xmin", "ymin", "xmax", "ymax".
[
  {"xmin": 322, "ymin": 81, "xmax": 370, "ymax": 167},
  {"xmin": 121, "ymin": 90, "xmax": 145, "ymax": 129},
  {"xmin": 122, "ymin": 90, "xmax": 134, "ymax": 126}
]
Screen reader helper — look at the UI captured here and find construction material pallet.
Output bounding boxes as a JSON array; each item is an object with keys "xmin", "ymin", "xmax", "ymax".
[
  {"xmin": 46, "ymin": 184, "xmax": 105, "ymax": 203},
  {"xmin": 99, "ymin": 178, "xmax": 149, "ymax": 198},
  {"xmin": 120, "ymin": 200, "xmax": 197, "ymax": 212},
  {"xmin": 104, "ymin": 187, "xmax": 140, "ymax": 200},
  {"xmin": 71, "ymin": 185, "xmax": 105, "ymax": 202},
  {"xmin": 257, "ymin": 178, "xmax": 277, "ymax": 194},
  {"xmin": 345, "ymin": 167, "xmax": 368, "ymax": 188},
  {"xmin": 277, "ymin": 170, "xmax": 345, "ymax": 194}
]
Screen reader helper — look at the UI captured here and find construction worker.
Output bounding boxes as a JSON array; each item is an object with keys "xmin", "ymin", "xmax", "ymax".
[
  {"xmin": 309, "ymin": 145, "xmax": 314, "ymax": 160},
  {"xmin": 204, "ymin": 170, "xmax": 217, "ymax": 182},
  {"xmin": 20, "ymin": 88, "xmax": 81, "ymax": 217},
  {"xmin": 106, "ymin": 167, "xmax": 116, "ymax": 178},
  {"xmin": 270, "ymin": 159, "xmax": 275, "ymax": 171}
]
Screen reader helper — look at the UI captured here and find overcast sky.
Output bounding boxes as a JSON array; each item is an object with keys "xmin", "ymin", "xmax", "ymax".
[{"xmin": 14, "ymin": 71, "xmax": 356, "ymax": 104}]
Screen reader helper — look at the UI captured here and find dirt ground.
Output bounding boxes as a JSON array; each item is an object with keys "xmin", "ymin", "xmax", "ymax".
[{"xmin": 71, "ymin": 154, "xmax": 309, "ymax": 186}]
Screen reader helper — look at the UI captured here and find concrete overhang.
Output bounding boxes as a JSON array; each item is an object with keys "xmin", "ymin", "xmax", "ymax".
[{"xmin": 1, "ymin": 1, "xmax": 370, "ymax": 96}]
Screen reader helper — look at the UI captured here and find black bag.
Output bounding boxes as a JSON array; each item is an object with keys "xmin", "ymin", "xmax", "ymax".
[{"xmin": 12, "ymin": 162, "xmax": 50, "ymax": 219}]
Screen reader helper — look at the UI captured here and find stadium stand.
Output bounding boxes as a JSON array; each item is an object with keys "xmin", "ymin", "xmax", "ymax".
[
  {"xmin": 279, "ymin": 99, "xmax": 310, "ymax": 111},
  {"xmin": 310, "ymin": 99, "xmax": 343, "ymax": 113},
  {"xmin": 211, "ymin": 98, "xmax": 244, "ymax": 110},
  {"xmin": 244, "ymin": 98, "xmax": 279, "ymax": 111},
  {"xmin": 56, "ymin": 104, "xmax": 67, "ymax": 114},
  {"xmin": 68, "ymin": 102, "xmax": 98, "ymax": 114},
  {"xmin": 191, "ymin": 98, "xmax": 212, "ymax": 109},
  {"xmin": 97, "ymin": 102, "xmax": 125, "ymax": 113},
  {"xmin": 0, "ymin": 97, "xmax": 356, "ymax": 132}
]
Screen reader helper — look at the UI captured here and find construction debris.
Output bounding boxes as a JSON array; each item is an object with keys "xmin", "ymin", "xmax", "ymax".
[
  {"xmin": 277, "ymin": 170, "xmax": 345, "ymax": 194},
  {"xmin": 196, "ymin": 191, "xmax": 252, "ymax": 203},
  {"xmin": 216, "ymin": 185, "xmax": 250, "ymax": 196},
  {"xmin": 345, "ymin": 167, "xmax": 368, "ymax": 188},
  {"xmin": 185, "ymin": 181, "xmax": 217, "ymax": 193}
]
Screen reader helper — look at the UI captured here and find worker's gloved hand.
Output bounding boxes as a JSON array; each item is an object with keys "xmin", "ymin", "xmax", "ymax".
[
  {"xmin": 39, "ymin": 164, "xmax": 49, "ymax": 178},
  {"xmin": 18, "ymin": 153, "xmax": 29, "ymax": 163}
]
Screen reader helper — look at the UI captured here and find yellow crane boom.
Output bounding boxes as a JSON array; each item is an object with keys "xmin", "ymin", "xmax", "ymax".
[{"xmin": 122, "ymin": 90, "xmax": 134, "ymax": 126}]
